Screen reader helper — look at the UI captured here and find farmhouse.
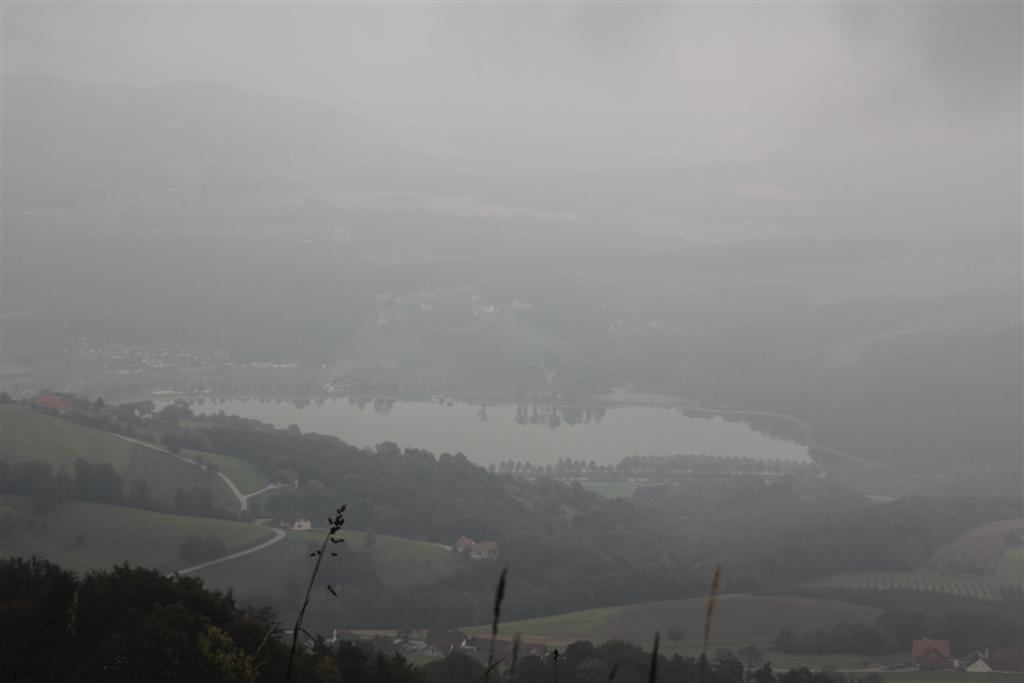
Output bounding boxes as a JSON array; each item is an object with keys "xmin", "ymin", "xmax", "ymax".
[
  {"xmin": 453, "ymin": 536, "xmax": 499, "ymax": 560},
  {"xmin": 912, "ymin": 639, "xmax": 953, "ymax": 670},
  {"xmin": 33, "ymin": 393, "xmax": 77, "ymax": 414},
  {"xmin": 470, "ymin": 540, "xmax": 498, "ymax": 560},
  {"xmin": 454, "ymin": 536, "xmax": 476, "ymax": 553},
  {"xmin": 291, "ymin": 518, "xmax": 312, "ymax": 531}
]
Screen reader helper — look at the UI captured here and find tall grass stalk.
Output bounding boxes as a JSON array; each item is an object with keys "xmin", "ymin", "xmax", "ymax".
[
  {"xmin": 699, "ymin": 565, "xmax": 722, "ymax": 683},
  {"xmin": 285, "ymin": 505, "xmax": 346, "ymax": 683},
  {"xmin": 483, "ymin": 567, "xmax": 508, "ymax": 682},
  {"xmin": 507, "ymin": 634, "xmax": 521, "ymax": 683},
  {"xmin": 647, "ymin": 631, "xmax": 660, "ymax": 683}
]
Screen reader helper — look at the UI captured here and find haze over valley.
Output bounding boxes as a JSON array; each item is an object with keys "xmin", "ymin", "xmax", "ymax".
[{"xmin": 1, "ymin": 3, "xmax": 1021, "ymax": 682}]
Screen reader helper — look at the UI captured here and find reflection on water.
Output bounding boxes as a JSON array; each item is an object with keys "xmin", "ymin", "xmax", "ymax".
[{"xmin": 188, "ymin": 397, "xmax": 809, "ymax": 467}]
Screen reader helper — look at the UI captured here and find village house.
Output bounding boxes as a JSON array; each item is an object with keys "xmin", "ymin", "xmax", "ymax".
[
  {"xmin": 290, "ymin": 518, "xmax": 312, "ymax": 531},
  {"xmin": 912, "ymin": 639, "xmax": 953, "ymax": 670},
  {"xmin": 33, "ymin": 393, "xmax": 77, "ymax": 415},
  {"xmin": 470, "ymin": 540, "xmax": 498, "ymax": 560},
  {"xmin": 962, "ymin": 650, "xmax": 993, "ymax": 673}
]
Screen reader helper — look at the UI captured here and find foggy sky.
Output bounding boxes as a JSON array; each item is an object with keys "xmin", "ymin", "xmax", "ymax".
[
  {"xmin": 4, "ymin": 2, "xmax": 1020, "ymax": 156},
  {"xmin": 2, "ymin": 2, "xmax": 1021, "ymax": 250}
]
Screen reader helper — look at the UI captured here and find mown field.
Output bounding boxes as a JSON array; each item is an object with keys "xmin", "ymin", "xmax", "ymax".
[
  {"xmin": 463, "ymin": 594, "xmax": 884, "ymax": 665},
  {"xmin": 997, "ymin": 547, "xmax": 1023, "ymax": 587},
  {"xmin": 194, "ymin": 527, "xmax": 460, "ymax": 596},
  {"xmin": 0, "ymin": 494, "xmax": 273, "ymax": 574},
  {"xmin": 0, "ymin": 405, "xmax": 237, "ymax": 511}
]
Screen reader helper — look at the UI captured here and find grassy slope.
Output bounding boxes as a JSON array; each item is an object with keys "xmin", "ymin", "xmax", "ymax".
[
  {"xmin": 579, "ymin": 482, "xmax": 638, "ymax": 499},
  {"xmin": 0, "ymin": 494, "xmax": 272, "ymax": 574},
  {"xmin": 464, "ymin": 594, "xmax": 882, "ymax": 661},
  {"xmin": 0, "ymin": 405, "xmax": 237, "ymax": 511},
  {"xmin": 996, "ymin": 547, "xmax": 1023, "ymax": 587},
  {"xmin": 194, "ymin": 527, "xmax": 459, "ymax": 596},
  {"xmin": 181, "ymin": 448, "xmax": 270, "ymax": 493}
]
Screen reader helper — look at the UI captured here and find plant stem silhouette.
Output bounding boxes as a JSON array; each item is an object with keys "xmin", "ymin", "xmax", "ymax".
[{"xmin": 285, "ymin": 504, "xmax": 346, "ymax": 683}]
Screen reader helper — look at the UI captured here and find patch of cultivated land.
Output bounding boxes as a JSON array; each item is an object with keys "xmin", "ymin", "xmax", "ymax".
[
  {"xmin": 193, "ymin": 527, "xmax": 460, "ymax": 596},
  {"xmin": 929, "ymin": 518, "xmax": 1024, "ymax": 578},
  {"xmin": 465, "ymin": 594, "xmax": 881, "ymax": 658},
  {"xmin": 807, "ymin": 572, "xmax": 1004, "ymax": 600},
  {"xmin": 0, "ymin": 405, "xmax": 237, "ymax": 512},
  {"xmin": 0, "ymin": 494, "xmax": 273, "ymax": 574}
]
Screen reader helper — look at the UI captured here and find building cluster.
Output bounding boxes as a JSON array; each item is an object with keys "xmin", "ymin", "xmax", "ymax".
[
  {"xmin": 393, "ymin": 629, "xmax": 546, "ymax": 663},
  {"xmin": 911, "ymin": 639, "xmax": 1024, "ymax": 673}
]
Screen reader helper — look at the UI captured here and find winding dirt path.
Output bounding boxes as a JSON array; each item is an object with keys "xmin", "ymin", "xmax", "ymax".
[
  {"xmin": 174, "ymin": 528, "xmax": 287, "ymax": 575},
  {"xmin": 112, "ymin": 433, "xmax": 291, "ymax": 574},
  {"xmin": 112, "ymin": 433, "xmax": 281, "ymax": 511}
]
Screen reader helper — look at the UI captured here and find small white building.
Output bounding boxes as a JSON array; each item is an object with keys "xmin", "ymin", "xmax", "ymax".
[{"xmin": 291, "ymin": 518, "xmax": 312, "ymax": 531}]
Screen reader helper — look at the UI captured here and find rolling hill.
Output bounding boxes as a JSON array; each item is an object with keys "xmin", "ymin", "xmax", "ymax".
[
  {"xmin": 193, "ymin": 527, "xmax": 460, "ymax": 598},
  {"xmin": 0, "ymin": 405, "xmax": 242, "ymax": 512},
  {"xmin": 0, "ymin": 494, "xmax": 273, "ymax": 574}
]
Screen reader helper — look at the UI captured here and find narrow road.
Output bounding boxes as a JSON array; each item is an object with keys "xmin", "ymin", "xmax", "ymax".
[{"xmin": 173, "ymin": 528, "xmax": 286, "ymax": 576}]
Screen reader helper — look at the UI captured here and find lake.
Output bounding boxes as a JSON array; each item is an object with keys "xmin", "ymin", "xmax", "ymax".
[{"xmin": 189, "ymin": 398, "xmax": 809, "ymax": 467}]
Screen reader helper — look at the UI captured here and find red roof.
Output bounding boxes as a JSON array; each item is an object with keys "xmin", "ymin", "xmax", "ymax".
[
  {"xmin": 35, "ymin": 393, "xmax": 76, "ymax": 414},
  {"xmin": 912, "ymin": 640, "xmax": 951, "ymax": 664}
]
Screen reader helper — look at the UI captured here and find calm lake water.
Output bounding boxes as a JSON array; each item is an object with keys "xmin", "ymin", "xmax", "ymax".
[{"xmin": 189, "ymin": 398, "xmax": 809, "ymax": 467}]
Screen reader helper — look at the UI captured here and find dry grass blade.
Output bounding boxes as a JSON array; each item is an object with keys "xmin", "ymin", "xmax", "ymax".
[
  {"xmin": 508, "ymin": 634, "xmax": 521, "ymax": 683},
  {"xmin": 485, "ymin": 567, "xmax": 508, "ymax": 683},
  {"xmin": 647, "ymin": 631, "xmax": 660, "ymax": 683},
  {"xmin": 699, "ymin": 564, "xmax": 722, "ymax": 683},
  {"xmin": 478, "ymin": 658, "xmax": 505, "ymax": 683},
  {"xmin": 606, "ymin": 662, "xmax": 619, "ymax": 682}
]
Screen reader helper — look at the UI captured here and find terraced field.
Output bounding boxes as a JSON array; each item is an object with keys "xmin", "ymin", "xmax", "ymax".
[{"xmin": 807, "ymin": 572, "xmax": 1003, "ymax": 601}]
